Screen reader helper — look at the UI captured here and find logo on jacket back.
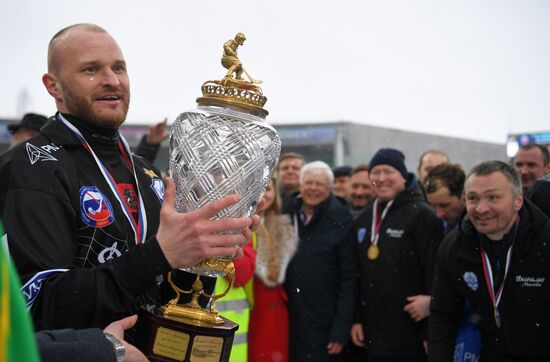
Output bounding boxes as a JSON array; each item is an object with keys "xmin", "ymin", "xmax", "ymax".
[
  {"xmin": 463, "ymin": 271, "xmax": 478, "ymax": 291},
  {"xmin": 80, "ymin": 186, "xmax": 115, "ymax": 227},
  {"xmin": 26, "ymin": 142, "xmax": 59, "ymax": 164}
]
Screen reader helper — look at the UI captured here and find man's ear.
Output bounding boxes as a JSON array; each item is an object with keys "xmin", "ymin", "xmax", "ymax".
[
  {"xmin": 514, "ymin": 192, "xmax": 524, "ymax": 212},
  {"xmin": 42, "ymin": 73, "xmax": 61, "ymax": 99}
]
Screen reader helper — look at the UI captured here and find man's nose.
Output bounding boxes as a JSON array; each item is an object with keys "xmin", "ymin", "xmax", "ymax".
[
  {"xmin": 475, "ymin": 199, "xmax": 490, "ymax": 213},
  {"xmin": 100, "ymin": 68, "xmax": 121, "ymax": 87}
]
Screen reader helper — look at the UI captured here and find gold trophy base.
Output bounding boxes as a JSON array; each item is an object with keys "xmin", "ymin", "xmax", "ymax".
[
  {"xmin": 159, "ymin": 302, "xmax": 224, "ymax": 327},
  {"xmin": 133, "ymin": 307, "xmax": 238, "ymax": 362}
]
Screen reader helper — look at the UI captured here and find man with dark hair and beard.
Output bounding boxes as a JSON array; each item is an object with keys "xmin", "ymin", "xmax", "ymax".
[{"xmin": 0, "ymin": 23, "xmax": 257, "ymax": 337}]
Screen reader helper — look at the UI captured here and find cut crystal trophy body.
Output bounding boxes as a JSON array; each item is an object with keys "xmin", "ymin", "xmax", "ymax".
[{"xmin": 170, "ymin": 105, "xmax": 281, "ymax": 277}]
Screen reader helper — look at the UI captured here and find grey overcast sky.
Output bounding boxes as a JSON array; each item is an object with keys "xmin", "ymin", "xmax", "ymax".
[{"xmin": 1, "ymin": 0, "xmax": 549, "ymax": 144}]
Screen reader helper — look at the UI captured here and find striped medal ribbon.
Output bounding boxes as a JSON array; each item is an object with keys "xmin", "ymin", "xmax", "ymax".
[
  {"xmin": 58, "ymin": 114, "xmax": 147, "ymax": 245},
  {"xmin": 368, "ymin": 198, "xmax": 394, "ymax": 260},
  {"xmin": 479, "ymin": 216, "xmax": 519, "ymax": 328}
]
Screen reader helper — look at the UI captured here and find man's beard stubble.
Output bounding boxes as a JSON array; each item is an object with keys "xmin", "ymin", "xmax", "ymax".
[{"xmin": 63, "ymin": 87, "xmax": 129, "ymax": 129}]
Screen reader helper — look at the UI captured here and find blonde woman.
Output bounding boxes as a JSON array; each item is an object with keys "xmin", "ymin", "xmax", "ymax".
[{"xmin": 248, "ymin": 176, "xmax": 297, "ymax": 362}]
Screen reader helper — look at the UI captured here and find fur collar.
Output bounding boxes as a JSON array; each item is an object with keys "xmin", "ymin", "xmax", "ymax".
[{"xmin": 255, "ymin": 213, "xmax": 298, "ymax": 287}]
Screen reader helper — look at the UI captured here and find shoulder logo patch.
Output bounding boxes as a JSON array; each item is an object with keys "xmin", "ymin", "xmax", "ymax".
[
  {"xmin": 463, "ymin": 271, "xmax": 478, "ymax": 291},
  {"xmin": 151, "ymin": 178, "xmax": 165, "ymax": 203},
  {"xmin": 80, "ymin": 186, "xmax": 115, "ymax": 227},
  {"xmin": 26, "ymin": 143, "xmax": 59, "ymax": 165}
]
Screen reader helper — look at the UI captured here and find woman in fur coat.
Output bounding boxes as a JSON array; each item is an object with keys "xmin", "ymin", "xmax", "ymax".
[{"xmin": 248, "ymin": 176, "xmax": 298, "ymax": 362}]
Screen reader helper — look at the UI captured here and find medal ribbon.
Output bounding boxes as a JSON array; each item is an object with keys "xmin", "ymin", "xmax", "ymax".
[
  {"xmin": 479, "ymin": 216, "xmax": 519, "ymax": 327},
  {"xmin": 370, "ymin": 198, "xmax": 394, "ymax": 246},
  {"xmin": 58, "ymin": 114, "xmax": 147, "ymax": 244}
]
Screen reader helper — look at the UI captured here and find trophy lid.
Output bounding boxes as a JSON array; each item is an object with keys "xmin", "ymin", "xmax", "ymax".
[{"xmin": 196, "ymin": 32, "xmax": 268, "ymax": 118}]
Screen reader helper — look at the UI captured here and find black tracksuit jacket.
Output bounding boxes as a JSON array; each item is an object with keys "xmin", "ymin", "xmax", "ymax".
[
  {"xmin": 353, "ymin": 173, "xmax": 444, "ymax": 356},
  {"xmin": 429, "ymin": 200, "xmax": 550, "ymax": 361},
  {"xmin": 0, "ymin": 114, "xmax": 199, "ymax": 330}
]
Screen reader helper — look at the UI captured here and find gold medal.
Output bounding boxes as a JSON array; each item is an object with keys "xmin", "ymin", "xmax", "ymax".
[{"xmin": 368, "ymin": 244, "xmax": 379, "ymax": 260}]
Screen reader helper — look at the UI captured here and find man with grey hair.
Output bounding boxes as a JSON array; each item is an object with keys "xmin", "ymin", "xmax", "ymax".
[
  {"xmin": 429, "ymin": 160, "xmax": 550, "ymax": 361},
  {"xmin": 285, "ymin": 160, "xmax": 358, "ymax": 361}
]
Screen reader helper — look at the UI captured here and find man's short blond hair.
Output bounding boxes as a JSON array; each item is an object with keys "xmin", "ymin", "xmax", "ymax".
[{"xmin": 47, "ymin": 23, "xmax": 107, "ymax": 72}]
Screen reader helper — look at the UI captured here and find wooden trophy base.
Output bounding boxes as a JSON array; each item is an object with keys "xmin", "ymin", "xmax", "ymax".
[{"xmin": 132, "ymin": 307, "xmax": 238, "ymax": 362}]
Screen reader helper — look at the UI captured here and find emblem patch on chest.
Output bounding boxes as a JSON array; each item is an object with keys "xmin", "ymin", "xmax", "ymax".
[
  {"xmin": 463, "ymin": 271, "xmax": 478, "ymax": 291},
  {"xmin": 80, "ymin": 186, "xmax": 115, "ymax": 227},
  {"xmin": 357, "ymin": 228, "xmax": 367, "ymax": 243},
  {"xmin": 151, "ymin": 178, "xmax": 165, "ymax": 203}
]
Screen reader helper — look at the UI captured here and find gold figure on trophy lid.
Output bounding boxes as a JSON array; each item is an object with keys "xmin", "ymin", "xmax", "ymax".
[{"xmin": 197, "ymin": 32, "xmax": 268, "ymax": 118}]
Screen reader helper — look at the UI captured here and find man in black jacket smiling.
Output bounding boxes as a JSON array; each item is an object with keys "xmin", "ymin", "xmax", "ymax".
[
  {"xmin": 0, "ymin": 23, "xmax": 255, "ymax": 331},
  {"xmin": 351, "ymin": 148, "xmax": 443, "ymax": 362},
  {"xmin": 429, "ymin": 160, "xmax": 550, "ymax": 361}
]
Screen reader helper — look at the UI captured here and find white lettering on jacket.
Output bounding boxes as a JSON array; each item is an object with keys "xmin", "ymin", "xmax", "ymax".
[
  {"xmin": 26, "ymin": 142, "xmax": 60, "ymax": 165},
  {"xmin": 386, "ymin": 228, "xmax": 404, "ymax": 238},
  {"xmin": 515, "ymin": 275, "xmax": 545, "ymax": 288}
]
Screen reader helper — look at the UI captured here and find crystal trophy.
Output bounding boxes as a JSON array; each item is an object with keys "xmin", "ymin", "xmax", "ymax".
[{"xmin": 133, "ymin": 33, "xmax": 281, "ymax": 362}]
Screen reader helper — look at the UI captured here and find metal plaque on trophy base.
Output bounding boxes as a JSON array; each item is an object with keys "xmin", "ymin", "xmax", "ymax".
[{"xmin": 133, "ymin": 307, "xmax": 237, "ymax": 362}]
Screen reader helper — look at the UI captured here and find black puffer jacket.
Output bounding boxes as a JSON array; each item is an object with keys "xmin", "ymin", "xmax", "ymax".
[
  {"xmin": 353, "ymin": 173, "xmax": 443, "ymax": 356},
  {"xmin": 429, "ymin": 200, "xmax": 550, "ymax": 361}
]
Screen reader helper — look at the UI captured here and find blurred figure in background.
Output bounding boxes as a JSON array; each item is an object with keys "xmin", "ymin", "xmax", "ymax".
[
  {"xmin": 512, "ymin": 143, "xmax": 550, "ymax": 191},
  {"xmin": 348, "ymin": 164, "xmax": 375, "ymax": 219},
  {"xmin": 285, "ymin": 161, "xmax": 358, "ymax": 362},
  {"xmin": 248, "ymin": 175, "xmax": 298, "ymax": 362},
  {"xmin": 424, "ymin": 163, "xmax": 466, "ymax": 234},
  {"xmin": 423, "ymin": 163, "xmax": 481, "ymax": 362},
  {"xmin": 0, "ymin": 113, "xmax": 50, "ymax": 208},
  {"xmin": 417, "ymin": 149, "xmax": 449, "ymax": 185},
  {"xmin": 278, "ymin": 152, "xmax": 305, "ymax": 212},
  {"xmin": 7, "ymin": 113, "xmax": 49, "ymax": 147},
  {"xmin": 332, "ymin": 165, "xmax": 353, "ymax": 201},
  {"xmin": 135, "ymin": 117, "xmax": 168, "ymax": 163}
]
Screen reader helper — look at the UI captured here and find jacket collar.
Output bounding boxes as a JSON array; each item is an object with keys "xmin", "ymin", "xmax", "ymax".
[
  {"xmin": 41, "ymin": 114, "xmax": 82, "ymax": 148},
  {"xmin": 41, "ymin": 113, "xmax": 121, "ymax": 148}
]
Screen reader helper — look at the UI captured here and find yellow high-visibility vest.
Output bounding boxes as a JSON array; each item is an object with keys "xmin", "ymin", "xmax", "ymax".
[{"xmin": 215, "ymin": 278, "xmax": 250, "ymax": 362}]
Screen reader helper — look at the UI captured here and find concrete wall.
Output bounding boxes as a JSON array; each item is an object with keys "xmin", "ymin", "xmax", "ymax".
[{"xmin": 275, "ymin": 122, "xmax": 506, "ymax": 173}]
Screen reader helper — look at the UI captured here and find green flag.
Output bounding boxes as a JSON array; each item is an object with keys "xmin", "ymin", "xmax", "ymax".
[{"xmin": 0, "ymin": 221, "xmax": 40, "ymax": 362}]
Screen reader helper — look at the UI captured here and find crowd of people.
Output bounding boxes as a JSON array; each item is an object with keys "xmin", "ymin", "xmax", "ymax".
[{"xmin": 2, "ymin": 22, "xmax": 550, "ymax": 362}]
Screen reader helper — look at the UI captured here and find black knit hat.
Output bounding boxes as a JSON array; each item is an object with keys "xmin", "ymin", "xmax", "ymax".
[
  {"xmin": 8, "ymin": 113, "xmax": 48, "ymax": 134},
  {"xmin": 368, "ymin": 148, "xmax": 408, "ymax": 179},
  {"xmin": 332, "ymin": 165, "xmax": 353, "ymax": 178}
]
